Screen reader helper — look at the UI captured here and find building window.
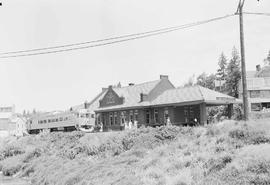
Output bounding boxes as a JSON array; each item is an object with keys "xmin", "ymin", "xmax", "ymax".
[
  {"xmin": 146, "ymin": 110, "xmax": 150, "ymax": 124},
  {"xmin": 109, "ymin": 113, "xmax": 113, "ymax": 125},
  {"xmin": 114, "ymin": 112, "xmax": 118, "ymax": 125},
  {"xmin": 184, "ymin": 107, "xmax": 189, "ymax": 123},
  {"xmin": 164, "ymin": 108, "xmax": 169, "ymax": 122},
  {"xmin": 251, "ymin": 103, "xmax": 261, "ymax": 111},
  {"xmin": 129, "ymin": 111, "xmax": 134, "ymax": 123},
  {"xmin": 189, "ymin": 107, "xmax": 194, "ymax": 120},
  {"xmin": 134, "ymin": 110, "xmax": 138, "ymax": 122},
  {"xmin": 250, "ymin": 90, "xmax": 260, "ymax": 98},
  {"xmin": 102, "ymin": 114, "xmax": 106, "ymax": 125},
  {"xmin": 154, "ymin": 109, "xmax": 158, "ymax": 123},
  {"xmin": 121, "ymin": 111, "xmax": 126, "ymax": 124}
]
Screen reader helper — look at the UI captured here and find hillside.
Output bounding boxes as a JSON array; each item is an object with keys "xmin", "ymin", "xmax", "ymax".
[{"xmin": 1, "ymin": 119, "xmax": 270, "ymax": 185}]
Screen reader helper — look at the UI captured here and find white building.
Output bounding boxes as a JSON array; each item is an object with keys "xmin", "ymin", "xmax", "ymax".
[{"xmin": 0, "ymin": 105, "xmax": 27, "ymax": 137}]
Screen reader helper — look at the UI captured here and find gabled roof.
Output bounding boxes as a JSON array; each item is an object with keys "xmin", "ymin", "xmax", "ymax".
[
  {"xmin": 95, "ymin": 84, "xmax": 238, "ymax": 112},
  {"xmin": 96, "ymin": 80, "xmax": 161, "ymax": 111},
  {"xmin": 151, "ymin": 86, "xmax": 237, "ymax": 106}
]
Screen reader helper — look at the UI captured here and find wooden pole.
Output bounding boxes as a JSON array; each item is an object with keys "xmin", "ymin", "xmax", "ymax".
[{"xmin": 238, "ymin": 0, "xmax": 249, "ymax": 120}]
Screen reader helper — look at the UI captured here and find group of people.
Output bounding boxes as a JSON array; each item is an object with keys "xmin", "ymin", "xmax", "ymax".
[
  {"xmin": 121, "ymin": 120, "xmax": 138, "ymax": 130},
  {"xmin": 96, "ymin": 117, "xmax": 176, "ymax": 132},
  {"xmin": 96, "ymin": 120, "xmax": 138, "ymax": 132}
]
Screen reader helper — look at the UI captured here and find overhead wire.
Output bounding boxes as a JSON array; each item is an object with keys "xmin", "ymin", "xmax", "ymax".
[
  {"xmin": 243, "ymin": 12, "xmax": 270, "ymax": 16},
  {"xmin": 0, "ymin": 14, "xmax": 235, "ymax": 59}
]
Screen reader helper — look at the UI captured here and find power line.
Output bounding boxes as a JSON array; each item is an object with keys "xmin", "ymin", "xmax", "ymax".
[
  {"xmin": 0, "ymin": 24, "xmax": 195, "ymax": 56},
  {"xmin": 0, "ymin": 14, "xmax": 235, "ymax": 59},
  {"xmin": 0, "ymin": 14, "xmax": 234, "ymax": 57},
  {"xmin": 243, "ymin": 12, "xmax": 270, "ymax": 16}
]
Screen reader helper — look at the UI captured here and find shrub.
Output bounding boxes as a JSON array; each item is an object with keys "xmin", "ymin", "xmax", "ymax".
[
  {"xmin": 206, "ymin": 154, "xmax": 232, "ymax": 174},
  {"xmin": 229, "ymin": 126, "xmax": 270, "ymax": 145},
  {"xmin": 0, "ymin": 155, "xmax": 24, "ymax": 176},
  {"xmin": 0, "ymin": 144, "xmax": 25, "ymax": 161}
]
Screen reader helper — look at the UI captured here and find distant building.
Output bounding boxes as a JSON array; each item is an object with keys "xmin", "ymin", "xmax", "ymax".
[
  {"xmin": 94, "ymin": 75, "xmax": 238, "ymax": 131},
  {"xmin": 214, "ymin": 80, "xmax": 226, "ymax": 92},
  {"xmin": 239, "ymin": 65, "xmax": 270, "ymax": 111},
  {"xmin": 0, "ymin": 105, "xmax": 27, "ymax": 137}
]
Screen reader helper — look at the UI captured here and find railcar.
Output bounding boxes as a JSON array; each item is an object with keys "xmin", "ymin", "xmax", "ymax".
[{"xmin": 27, "ymin": 110, "xmax": 95, "ymax": 134}]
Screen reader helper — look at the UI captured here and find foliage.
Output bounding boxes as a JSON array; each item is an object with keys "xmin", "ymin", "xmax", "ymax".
[
  {"xmin": 216, "ymin": 52, "xmax": 228, "ymax": 81},
  {"xmin": 0, "ymin": 144, "xmax": 25, "ymax": 161},
  {"xmin": 225, "ymin": 47, "xmax": 241, "ymax": 98},
  {"xmin": 183, "ymin": 47, "xmax": 241, "ymax": 100},
  {"xmin": 183, "ymin": 74, "xmax": 195, "ymax": 87},
  {"xmin": 196, "ymin": 73, "xmax": 216, "ymax": 90},
  {"xmin": 1, "ymin": 119, "xmax": 270, "ymax": 184}
]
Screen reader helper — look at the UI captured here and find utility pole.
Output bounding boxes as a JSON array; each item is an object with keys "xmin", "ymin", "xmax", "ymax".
[{"xmin": 237, "ymin": 0, "xmax": 249, "ymax": 121}]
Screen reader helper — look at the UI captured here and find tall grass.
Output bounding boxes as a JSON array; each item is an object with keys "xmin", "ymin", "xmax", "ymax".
[{"xmin": 1, "ymin": 119, "xmax": 270, "ymax": 184}]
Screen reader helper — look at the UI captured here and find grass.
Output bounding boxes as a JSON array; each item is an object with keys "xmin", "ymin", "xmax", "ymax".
[{"xmin": 1, "ymin": 119, "xmax": 270, "ymax": 185}]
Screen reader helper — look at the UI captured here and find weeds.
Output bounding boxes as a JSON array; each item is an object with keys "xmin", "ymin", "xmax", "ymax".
[{"xmin": 1, "ymin": 120, "xmax": 270, "ymax": 185}]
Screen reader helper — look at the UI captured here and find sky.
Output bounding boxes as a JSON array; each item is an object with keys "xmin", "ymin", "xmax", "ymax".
[{"xmin": 0, "ymin": 0, "xmax": 269, "ymax": 113}]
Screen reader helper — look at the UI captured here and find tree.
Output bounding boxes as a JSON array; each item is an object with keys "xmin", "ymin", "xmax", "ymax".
[
  {"xmin": 183, "ymin": 74, "xmax": 195, "ymax": 87},
  {"xmin": 216, "ymin": 52, "xmax": 228, "ymax": 80},
  {"xmin": 225, "ymin": 47, "xmax": 241, "ymax": 98},
  {"xmin": 196, "ymin": 72, "xmax": 216, "ymax": 90},
  {"xmin": 263, "ymin": 50, "xmax": 270, "ymax": 66}
]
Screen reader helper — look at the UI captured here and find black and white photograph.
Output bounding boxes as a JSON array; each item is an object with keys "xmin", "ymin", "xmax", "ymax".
[{"xmin": 0, "ymin": 0, "xmax": 270, "ymax": 184}]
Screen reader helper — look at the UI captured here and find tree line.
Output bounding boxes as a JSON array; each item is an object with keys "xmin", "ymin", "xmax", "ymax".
[{"xmin": 184, "ymin": 48, "xmax": 270, "ymax": 98}]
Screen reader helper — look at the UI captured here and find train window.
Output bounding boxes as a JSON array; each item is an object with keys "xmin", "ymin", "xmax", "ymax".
[
  {"xmin": 56, "ymin": 119, "xmax": 58, "ymax": 122},
  {"xmin": 48, "ymin": 119, "xmax": 51, "ymax": 123},
  {"xmin": 91, "ymin": 114, "xmax": 95, "ymax": 118},
  {"xmin": 59, "ymin": 117, "xmax": 63, "ymax": 121},
  {"xmin": 44, "ymin": 120, "xmax": 47, "ymax": 123}
]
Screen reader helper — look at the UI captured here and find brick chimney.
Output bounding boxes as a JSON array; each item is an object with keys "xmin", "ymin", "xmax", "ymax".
[
  {"xmin": 160, "ymin": 75, "xmax": 169, "ymax": 80},
  {"xmin": 84, "ymin": 101, "xmax": 88, "ymax": 109},
  {"xmin": 140, "ymin": 93, "xmax": 147, "ymax": 102},
  {"xmin": 128, "ymin": 83, "xmax": 135, "ymax": 86},
  {"xmin": 256, "ymin": 65, "xmax": 261, "ymax": 72}
]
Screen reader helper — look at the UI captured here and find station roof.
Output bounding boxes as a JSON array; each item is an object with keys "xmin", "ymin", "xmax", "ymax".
[
  {"xmin": 151, "ymin": 85, "xmax": 238, "ymax": 106},
  {"xmin": 95, "ymin": 84, "xmax": 238, "ymax": 112}
]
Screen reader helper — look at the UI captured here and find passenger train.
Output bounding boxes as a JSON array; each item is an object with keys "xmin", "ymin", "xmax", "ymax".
[{"xmin": 27, "ymin": 110, "xmax": 95, "ymax": 134}]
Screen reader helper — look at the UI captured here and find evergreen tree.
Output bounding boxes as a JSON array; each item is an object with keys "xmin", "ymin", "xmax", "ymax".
[
  {"xmin": 225, "ymin": 47, "xmax": 241, "ymax": 98},
  {"xmin": 216, "ymin": 52, "xmax": 227, "ymax": 80}
]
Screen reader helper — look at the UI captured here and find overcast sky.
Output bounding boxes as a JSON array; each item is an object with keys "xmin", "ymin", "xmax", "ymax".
[{"xmin": 0, "ymin": 0, "xmax": 269, "ymax": 113}]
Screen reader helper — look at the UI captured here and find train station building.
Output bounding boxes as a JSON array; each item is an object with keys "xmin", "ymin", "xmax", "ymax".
[{"xmin": 94, "ymin": 75, "xmax": 238, "ymax": 130}]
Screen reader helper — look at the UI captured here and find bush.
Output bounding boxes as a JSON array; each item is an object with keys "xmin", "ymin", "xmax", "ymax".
[
  {"xmin": 229, "ymin": 126, "xmax": 270, "ymax": 145},
  {"xmin": 0, "ymin": 144, "xmax": 25, "ymax": 161},
  {"xmin": 0, "ymin": 155, "xmax": 24, "ymax": 176}
]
